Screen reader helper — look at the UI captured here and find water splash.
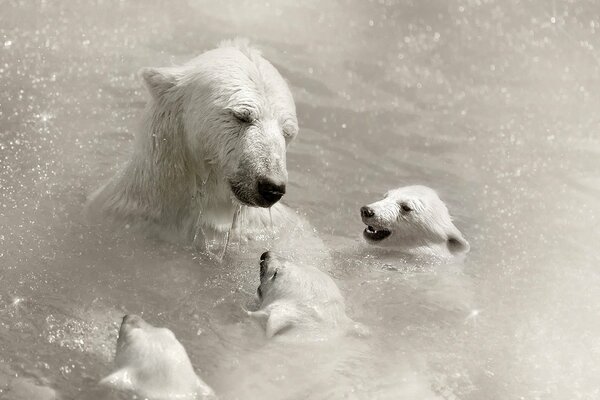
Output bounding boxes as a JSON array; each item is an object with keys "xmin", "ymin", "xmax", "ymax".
[
  {"xmin": 192, "ymin": 209, "xmax": 206, "ymax": 251},
  {"xmin": 219, "ymin": 204, "xmax": 242, "ymax": 261},
  {"xmin": 192, "ymin": 196, "xmax": 206, "ymax": 251},
  {"xmin": 192, "ymin": 173, "xmax": 209, "ymax": 253},
  {"xmin": 237, "ymin": 205, "xmax": 245, "ymax": 251}
]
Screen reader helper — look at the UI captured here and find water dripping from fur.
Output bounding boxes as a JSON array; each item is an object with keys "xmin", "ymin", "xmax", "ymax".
[
  {"xmin": 237, "ymin": 205, "xmax": 245, "ymax": 251},
  {"xmin": 192, "ymin": 173, "xmax": 228, "ymax": 260},
  {"xmin": 192, "ymin": 174, "xmax": 209, "ymax": 252},
  {"xmin": 219, "ymin": 204, "xmax": 242, "ymax": 261}
]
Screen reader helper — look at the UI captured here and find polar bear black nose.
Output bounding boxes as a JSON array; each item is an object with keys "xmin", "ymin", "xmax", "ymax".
[
  {"xmin": 257, "ymin": 179, "xmax": 286, "ymax": 206},
  {"xmin": 260, "ymin": 251, "xmax": 271, "ymax": 261},
  {"xmin": 361, "ymin": 206, "xmax": 375, "ymax": 218}
]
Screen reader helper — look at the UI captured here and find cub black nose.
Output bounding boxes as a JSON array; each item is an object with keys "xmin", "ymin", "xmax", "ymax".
[
  {"xmin": 260, "ymin": 251, "xmax": 271, "ymax": 261},
  {"xmin": 361, "ymin": 206, "xmax": 375, "ymax": 218},
  {"xmin": 257, "ymin": 179, "xmax": 286, "ymax": 206}
]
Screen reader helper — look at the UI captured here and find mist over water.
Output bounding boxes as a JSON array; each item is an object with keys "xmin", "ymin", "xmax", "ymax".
[{"xmin": 1, "ymin": 0, "xmax": 599, "ymax": 399}]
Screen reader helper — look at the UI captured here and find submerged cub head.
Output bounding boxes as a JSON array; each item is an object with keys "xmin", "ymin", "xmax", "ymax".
[
  {"xmin": 100, "ymin": 315, "xmax": 214, "ymax": 399},
  {"xmin": 256, "ymin": 251, "xmax": 343, "ymax": 306},
  {"xmin": 251, "ymin": 251, "xmax": 352, "ymax": 338},
  {"xmin": 360, "ymin": 185, "xmax": 469, "ymax": 256}
]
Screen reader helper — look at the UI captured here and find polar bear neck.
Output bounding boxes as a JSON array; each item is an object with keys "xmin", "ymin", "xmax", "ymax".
[
  {"xmin": 129, "ymin": 100, "xmax": 197, "ymax": 227},
  {"xmin": 96, "ymin": 97, "xmax": 238, "ymax": 241},
  {"xmin": 140, "ymin": 98, "xmax": 243, "ymax": 236}
]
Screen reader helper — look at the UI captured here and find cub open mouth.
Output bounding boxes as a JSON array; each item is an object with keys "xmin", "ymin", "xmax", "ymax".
[{"xmin": 363, "ymin": 225, "xmax": 391, "ymax": 241}]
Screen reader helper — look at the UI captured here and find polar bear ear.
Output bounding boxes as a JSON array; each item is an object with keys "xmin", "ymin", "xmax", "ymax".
[
  {"xmin": 446, "ymin": 228, "xmax": 470, "ymax": 254},
  {"xmin": 139, "ymin": 67, "xmax": 180, "ymax": 99}
]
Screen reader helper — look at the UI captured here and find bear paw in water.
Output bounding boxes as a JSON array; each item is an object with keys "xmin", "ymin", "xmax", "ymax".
[
  {"xmin": 247, "ymin": 251, "xmax": 368, "ymax": 339},
  {"xmin": 360, "ymin": 185, "xmax": 470, "ymax": 258},
  {"xmin": 100, "ymin": 315, "xmax": 215, "ymax": 400}
]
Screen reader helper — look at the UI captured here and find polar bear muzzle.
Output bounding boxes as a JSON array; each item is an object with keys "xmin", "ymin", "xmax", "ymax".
[{"xmin": 229, "ymin": 175, "xmax": 286, "ymax": 208}]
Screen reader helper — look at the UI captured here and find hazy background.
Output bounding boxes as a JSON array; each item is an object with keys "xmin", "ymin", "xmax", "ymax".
[{"xmin": 1, "ymin": 0, "xmax": 599, "ymax": 399}]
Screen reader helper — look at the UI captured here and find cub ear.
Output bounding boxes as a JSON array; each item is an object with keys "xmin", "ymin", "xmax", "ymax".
[
  {"xmin": 139, "ymin": 67, "xmax": 180, "ymax": 99},
  {"xmin": 446, "ymin": 227, "xmax": 470, "ymax": 254}
]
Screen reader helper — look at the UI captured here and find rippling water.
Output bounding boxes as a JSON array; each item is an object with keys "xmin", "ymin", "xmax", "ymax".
[{"xmin": 1, "ymin": 0, "xmax": 599, "ymax": 399}]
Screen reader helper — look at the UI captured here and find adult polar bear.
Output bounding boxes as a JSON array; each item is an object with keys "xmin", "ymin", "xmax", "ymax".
[{"xmin": 88, "ymin": 39, "xmax": 301, "ymax": 246}]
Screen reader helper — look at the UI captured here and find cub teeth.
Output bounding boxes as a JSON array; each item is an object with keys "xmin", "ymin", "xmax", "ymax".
[{"xmin": 367, "ymin": 226, "xmax": 376, "ymax": 233}]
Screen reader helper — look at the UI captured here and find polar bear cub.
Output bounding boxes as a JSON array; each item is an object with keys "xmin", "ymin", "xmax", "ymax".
[
  {"xmin": 360, "ymin": 185, "xmax": 469, "ymax": 257},
  {"xmin": 100, "ymin": 315, "xmax": 215, "ymax": 399},
  {"xmin": 247, "ymin": 251, "xmax": 365, "ymax": 339}
]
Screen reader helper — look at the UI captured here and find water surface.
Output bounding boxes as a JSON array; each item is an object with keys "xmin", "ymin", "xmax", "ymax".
[{"xmin": 1, "ymin": 0, "xmax": 599, "ymax": 399}]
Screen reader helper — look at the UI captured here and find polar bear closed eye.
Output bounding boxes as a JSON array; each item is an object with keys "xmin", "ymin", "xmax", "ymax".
[
  {"xmin": 360, "ymin": 185, "xmax": 469, "ymax": 257},
  {"xmin": 100, "ymin": 315, "xmax": 215, "ymax": 400},
  {"xmin": 247, "ymin": 251, "xmax": 367, "ymax": 339}
]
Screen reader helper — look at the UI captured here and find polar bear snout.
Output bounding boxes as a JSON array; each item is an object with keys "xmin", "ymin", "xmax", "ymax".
[
  {"xmin": 229, "ymin": 160, "xmax": 288, "ymax": 208},
  {"xmin": 360, "ymin": 204, "xmax": 393, "ymax": 242},
  {"xmin": 260, "ymin": 251, "xmax": 270, "ymax": 279},
  {"xmin": 122, "ymin": 314, "xmax": 144, "ymax": 328},
  {"xmin": 260, "ymin": 251, "xmax": 271, "ymax": 261},
  {"xmin": 259, "ymin": 251, "xmax": 275, "ymax": 278},
  {"xmin": 257, "ymin": 179, "xmax": 286, "ymax": 206},
  {"xmin": 360, "ymin": 205, "xmax": 375, "ymax": 219},
  {"xmin": 118, "ymin": 314, "xmax": 145, "ymax": 343}
]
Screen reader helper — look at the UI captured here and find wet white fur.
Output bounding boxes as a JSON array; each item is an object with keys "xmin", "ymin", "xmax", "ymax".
[
  {"xmin": 100, "ymin": 316, "xmax": 215, "ymax": 399},
  {"xmin": 87, "ymin": 39, "xmax": 298, "ymax": 242},
  {"xmin": 362, "ymin": 185, "xmax": 469, "ymax": 257},
  {"xmin": 248, "ymin": 253, "xmax": 366, "ymax": 339}
]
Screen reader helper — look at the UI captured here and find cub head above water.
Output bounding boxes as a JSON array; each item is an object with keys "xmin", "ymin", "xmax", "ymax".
[
  {"xmin": 100, "ymin": 315, "xmax": 215, "ymax": 400},
  {"xmin": 360, "ymin": 185, "xmax": 469, "ymax": 257},
  {"xmin": 248, "ymin": 251, "xmax": 367, "ymax": 339}
]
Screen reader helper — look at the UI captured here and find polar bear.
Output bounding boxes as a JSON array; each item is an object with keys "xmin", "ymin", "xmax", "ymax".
[
  {"xmin": 247, "ymin": 251, "xmax": 366, "ymax": 339},
  {"xmin": 87, "ymin": 39, "xmax": 299, "ymax": 244},
  {"xmin": 99, "ymin": 315, "xmax": 215, "ymax": 399},
  {"xmin": 360, "ymin": 185, "xmax": 469, "ymax": 257}
]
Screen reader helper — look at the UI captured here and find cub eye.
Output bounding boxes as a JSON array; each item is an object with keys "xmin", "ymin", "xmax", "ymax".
[
  {"xmin": 400, "ymin": 203, "xmax": 413, "ymax": 213},
  {"xmin": 271, "ymin": 269, "xmax": 278, "ymax": 280}
]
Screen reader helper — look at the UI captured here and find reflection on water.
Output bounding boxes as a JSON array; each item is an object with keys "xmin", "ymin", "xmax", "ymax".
[{"xmin": 1, "ymin": 0, "xmax": 599, "ymax": 399}]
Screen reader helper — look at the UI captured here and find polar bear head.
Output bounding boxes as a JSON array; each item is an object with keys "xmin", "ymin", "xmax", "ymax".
[
  {"xmin": 256, "ymin": 251, "xmax": 343, "ymax": 307},
  {"xmin": 100, "ymin": 315, "xmax": 214, "ymax": 399},
  {"xmin": 250, "ymin": 251, "xmax": 349, "ymax": 338},
  {"xmin": 360, "ymin": 185, "xmax": 469, "ymax": 255},
  {"xmin": 141, "ymin": 39, "xmax": 298, "ymax": 209}
]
